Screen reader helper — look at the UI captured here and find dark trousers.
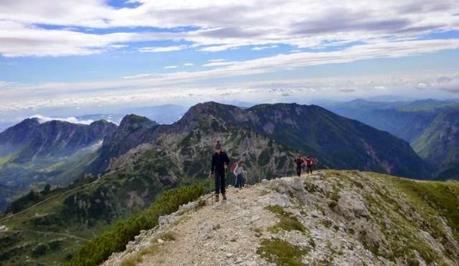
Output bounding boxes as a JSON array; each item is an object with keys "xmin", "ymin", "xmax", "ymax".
[
  {"xmin": 307, "ymin": 165, "xmax": 313, "ymax": 174},
  {"xmin": 215, "ymin": 171, "xmax": 226, "ymax": 195},
  {"xmin": 296, "ymin": 167, "xmax": 302, "ymax": 177},
  {"xmin": 235, "ymin": 174, "xmax": 245, "ymax": 188}
]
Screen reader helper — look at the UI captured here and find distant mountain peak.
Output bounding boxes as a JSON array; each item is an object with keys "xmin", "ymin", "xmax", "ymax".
[
  {"xmin": 186, "ymin": 101, "xmax": 240, "ymax": 115},
  {"xmin": 90, "ymin": 119, "xmax": 107, "ymax": 124},
  {"xmin": 16, "ymin": 117, "xmax": 41, "ymax": 126},
  {"xmin": 0, "ymin": 116, "xmax": 117, "ymax": 162},
  {"xmin": 119, "ymin": 114, "xmax": 158, "ymax": 129}
]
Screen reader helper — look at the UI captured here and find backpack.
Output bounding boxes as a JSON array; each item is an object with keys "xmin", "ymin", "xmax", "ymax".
[{"xmin": 230, "ymin": 162, "xmax": 238, "ymax": 175}]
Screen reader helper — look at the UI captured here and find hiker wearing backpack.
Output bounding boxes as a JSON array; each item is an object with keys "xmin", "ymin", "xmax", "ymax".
[
  {"xmin": 233, "ymin": 160, "xmax": 246, "ymax": 188},
  {"xmin": 295, "ymin": 155, "xmax": 304, "ymax": 177},
  {"xmin": 305, "ymin": 155, "xmax": 314, "ymax": 174},
  {"xmin": 211, "ymin": 141, "xmax": 230, "ymax": 201}
]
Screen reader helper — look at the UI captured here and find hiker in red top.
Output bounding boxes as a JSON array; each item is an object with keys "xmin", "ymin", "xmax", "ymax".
[
  {"xmin": 295, "ymin": 156, "xmax": 304, "ymax": 177},
  {"xmin": 305, "ymin": 155, "xmax": 314, "ymax": 174}
]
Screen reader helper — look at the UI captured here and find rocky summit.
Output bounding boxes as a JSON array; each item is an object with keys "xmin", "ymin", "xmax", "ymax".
[{"xmin": 103, "ymin": 170, "xmax": 459, "ymax": 266}]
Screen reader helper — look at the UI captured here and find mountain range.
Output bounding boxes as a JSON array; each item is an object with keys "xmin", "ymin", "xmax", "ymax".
[
  {"xmin": 0, "ymin": 118, "xmax": 117, "ymax": 211},
  {"xmin": 0, "ymin": 101, "xmax": 440, "ymax": 265},
  {"xmin": 325, "ymin": 99, "xmax": 459, "ymax": 179}
]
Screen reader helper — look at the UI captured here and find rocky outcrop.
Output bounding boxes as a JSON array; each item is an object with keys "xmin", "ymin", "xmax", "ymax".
[
  {"xmin": 103, "ymin": 170, "xmax": 459, "ymax": 266},
  {"xmin": 86, "ymin": 114, "xmax": 159, "ymax": 173}
]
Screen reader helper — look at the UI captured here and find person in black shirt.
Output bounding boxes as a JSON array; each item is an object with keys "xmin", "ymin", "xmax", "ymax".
[
  {"xmin": 295, "ymin": 156, "xmax": 304, "ymax": 177},
  {"xmin": 211, "ymin": 141, "xmax": 230, "ymax": 202}
]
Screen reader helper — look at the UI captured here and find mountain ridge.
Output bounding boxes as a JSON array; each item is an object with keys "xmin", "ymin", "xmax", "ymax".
[
  {"xmin": 171, "ymin": 101, "xmax": 431, "ymax": 178},
  {"xmin": 101, "ymin": 170, "xmax": 459, "ymax": 266},
  {"xmin": 325, "ymin": 99, "xmax": 459, "ymax": 179}
]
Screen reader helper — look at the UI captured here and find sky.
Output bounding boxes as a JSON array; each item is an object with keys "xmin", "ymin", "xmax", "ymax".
[{"xmin": 1, "ymin": 0, "xmax": 459, "ymax": 123}]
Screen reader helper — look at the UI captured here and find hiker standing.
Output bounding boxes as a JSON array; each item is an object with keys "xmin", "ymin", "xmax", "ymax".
[
  {"xmin": 295, "ymin": 156, "xmax": 304, "ymax": 177},
  {"xmin": 211, "ymin": 141, "xmax": 230, "ymax": 201},
  {"xmin": 233, "ymin": 160, "xmax": 246, "ymax": 189},
  {"xmin": 305, "ymin": 155, "xmax": 314, "ymax": 174}
]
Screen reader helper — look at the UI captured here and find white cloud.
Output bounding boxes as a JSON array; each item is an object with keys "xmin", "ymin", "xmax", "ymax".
[
  {"xmin": 138, "ymin": 45, "xmax": 187, "ymax": 53},
  {"xmin": 122, "ymin": 73, "xmax": 153, "ymax": 79},
  {"xmin": 0, "ymin": 21, "xmax": 173, "ymax": 57},
  {"xmin": 208, "ymin": 59, "xmax": 227, "ymax": 62},
  {"xmin": 0, "ymin": 0, "xmax": 458, "ymax": 56},
  {"xmin": 418, "ymin": 75, "xmax": 459, "ymax": 93},
  {"xmin": 252, "ymin": 45, "xmax": 279, "ymax": 51},
  {"xmin": 164, "ymin": 65, "xmax": 178, "ymax": 69},
  {"xmin": 183, "ymin": 63, "xmax": 194, "ymax": 66},
  {"xmin": 199, "ymin": 44, "xmax": 240, "ymax": 52},
  {"xmin": 203, "ymin": 61, "xmax": 236, "ymax": 67},
  {"xmin": 31, "ymin": 114, "xmax": 94, "ymax": 125}
]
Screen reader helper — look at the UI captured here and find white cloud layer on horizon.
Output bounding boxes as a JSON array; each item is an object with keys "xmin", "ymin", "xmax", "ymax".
[
  {"xmin": 0, "ymin": 37, "xmax": 458, "ymax": 113},
  {"xmin": 30, "ymin": 114, "xmax": 94, "ymax": 125},
  {"xmin": 1, "ymin": 70, "xmax": 458, "ymax": 113},
  {"xmin": 0, "ymin": 0, "xmax": 458, "ymax": 56},
  {"xmin": 422, "ymin": 75, "xmax": 459, "ymax": 93},
  {"xmin": 0, "ymin": 37, "xmax": 458, "ymax": 112}
]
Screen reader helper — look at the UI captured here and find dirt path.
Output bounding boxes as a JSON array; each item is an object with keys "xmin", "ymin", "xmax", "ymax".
[{"xmin": 138, "ymin": 185, "xmax": 278, "ymax": 266}]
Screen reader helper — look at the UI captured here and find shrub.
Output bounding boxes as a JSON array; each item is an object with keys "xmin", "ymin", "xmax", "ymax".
[
  {"xmin": 257, "ymin": 238, "xmax": 309, "ymax": 266},
  {"xmin": 64, "ymin": 184, "xmax": 204, "ymax": 266},
  {"xmin": 265, "ymin": 205, "xmax": 307, "ymax": 234}
]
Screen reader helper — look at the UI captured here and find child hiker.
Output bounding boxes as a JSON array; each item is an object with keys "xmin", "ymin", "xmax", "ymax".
[{"xmin": 233, "ymin": 160, "xmax": 246, "ymax": 188}]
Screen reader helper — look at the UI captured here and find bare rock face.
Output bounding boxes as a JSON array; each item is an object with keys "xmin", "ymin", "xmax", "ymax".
[
  {"xmin": 102, "ymin": 170, "xmax": 459, "ymax": 266},
  {"xmin": 336, "ymin": 191, "xmax": 370, "ymax": 220}
]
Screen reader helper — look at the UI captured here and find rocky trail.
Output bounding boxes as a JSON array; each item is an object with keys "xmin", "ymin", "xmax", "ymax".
[{"xmin": 103, "ymin": 170, "xmax": 459, "ymax": 266}]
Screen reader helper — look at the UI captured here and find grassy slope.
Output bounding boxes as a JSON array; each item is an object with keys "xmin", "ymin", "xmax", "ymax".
[
  {"xmin": 413, "ymin": 111, "xmax": 459, "ymax": 179},
  {"xmin": 364, "ymin": 172, "xmax": 459, "ymax": 263},
  {"xmin": 363, "ymin": 171, "xmax": 459, "ymax": 241},
  {"xmin": 0, "ymin": 146, "xmax": 101, "ymax": 213},
  {"xmin": 316, "ymin": 170, "xmax": 459, "ymax": 264},
  {"xmin": 0, "ymin": 172, "xmax": 201, "ymax": 265}
]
